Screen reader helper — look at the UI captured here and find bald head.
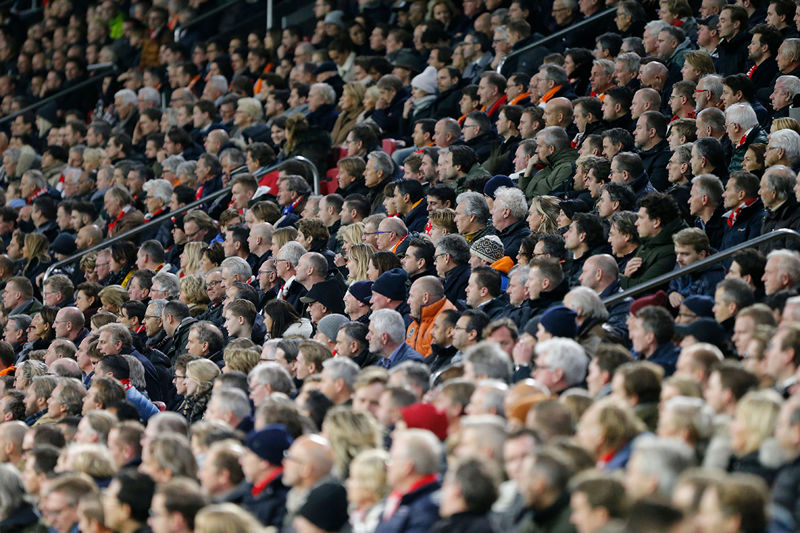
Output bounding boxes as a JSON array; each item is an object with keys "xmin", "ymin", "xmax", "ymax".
[
  {"xmin": 545, "ymin": 97, "xmax": 573, "ymax": 127},
  {"xmin": 581, "ymin": 254, "xmax": 618, "ymax": 291},
  {"xmin": 0, "ymin": 421, "xmax": 27, "ymax": 463},
  {"xmin": 641, "ymin": 62, "xmax": 668, "ymax": 90},
  {"xmin": 379, "ymin": 217, "xmax": 408, "ymax": 238},
  {"xmin": 414, "ymin": 276, "xmax": 445, "ymax": 302},
  {"xmin": 57, "ymin": 307, "xmax": 85, "ymax": 330},
  {"xmin": 293, "ymin": 434, "xmax": 334, "ymax": 486},
  {"xmin": 77, "ymin": 224, "xmax": 103, "ymax": 249}
]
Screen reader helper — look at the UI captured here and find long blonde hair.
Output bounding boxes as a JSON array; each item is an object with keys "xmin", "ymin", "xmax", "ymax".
[
  {"xmin": 180, "ymin": 242, "xmax": 207, "ymax": 277},
  {"xmin": 340, "ymin": 222, "xmax": 365, "ymax": 250},
  {"xmin": 529, "ymin": 195, "xmax": 560, "ymax": 234},
  {"xmin": 347, "ymin": 243, "xmax": 376, "ymax": 284},
  {"xmin": 322, "ymin": 406, "xmax": 383, "ymax": 478},
  {"xmin": 23, "ymin": 233, "xmax": 50, "ymax": 269}
]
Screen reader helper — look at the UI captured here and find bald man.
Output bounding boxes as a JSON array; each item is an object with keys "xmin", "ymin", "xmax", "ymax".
[
  {"xmin": 76, "ymin": 224, "xmax": 103, "ymax": 250},
  {"xmin": 54, "ymin": 307, "xmax": 88, "ymax": 346},
  {"xmin": 0, "ymin": 420, "xmax": 27, "ymax": 470},
  {"xmin": 281, "ymin": 435, "xmax": 335, "ymax": 525},
  {"xmin": 638, "ymin": 62, "xmax": 669, "ymax": 104},
  {"xmin": 376, "ymin": 217, "xmax": 409, "ymax": 254},
  {"xmin": 407, "ymin": 276, "xmax": 457, "ymax": 358},
  {"xmin": 543, "ymin": 97, "xmax": 574, "ymax": 131}
]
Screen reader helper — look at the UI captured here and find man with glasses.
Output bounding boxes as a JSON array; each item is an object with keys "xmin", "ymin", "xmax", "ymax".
[
  {"xmin": 145, "ymin": 299, "xmax": 171, "ymax": 353},
  {"xmin": 40, "ymin": 473, "xmax": 97, "ymax": 533},
  {"xmin": 197, "ymin": 269, "xmax": 225, "ymax": 327},
  {"xmin": 256, "ymin": 257, "xmax": 281, "ymax": 306}
]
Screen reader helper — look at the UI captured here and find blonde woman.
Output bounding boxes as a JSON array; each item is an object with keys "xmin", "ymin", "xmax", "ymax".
[
  {"xmin": 179, "ymin": 242, "xmax": 207, "ymax": 277},
  {"xmin": 727, "ymin": 389, "xmax": 782, "ymax": 482},
  {"xmin": 527, "ymin": 196, "xmax": 560, "ymax": 234},
  {"xmin": 82, "ymin": 148, "xmax": 103, "ymax": 172},
  {"xmin": 334, "ymin": 222, "xmax": 366, "ymax": 267},
  {"xmin": 332, "ymin": 82, "xmax": 367, "ymax": 146},
  {"xmin": 347, "ymin": 243, "xmax": 377, "ymax": 284},
  {"xmin": 180, "ymin": 275, "xmax": 210, "ymax": 317},
  {"xmin": 346, "ymin": 449, "xmax": 389, "ymax": 533},
  {"xmin": 770, "ymin": 117, "xmax": 800, "ymax": 135},
  {"xmin": 681, "ymin": 50, "xmax": 715, "ymax": 82},
  {"xmin": 59, "ymin": 443, "xmax": 117, "ymax": 483},
  {"xmin": 271, "ymin": 227, "xmax": 299, "ymax": 257},
  {"xmin": 80, "ymin": 252, "xmax": 99, "ymax": 284},
  {"xmin": 322, "ymin": 406, "xmax": 382, "ymax": 478},
  {"xmin": 359, "ymin": 86, "xmax": 381, "ymax": 123},
  {"xmin": 98, "ymin": 285, "xmax": 129, "ymax": 315},
  {"xmin": 194, "ymin": 503, "xmax": 265, "ymax": 533},
  {"xmin": 180, "ymin": 359, "xmax": 220, "ymax": 423},
  {"xmin": 222, "ymin": 345, "xmax": 261, "ymax": 375},
  {"xmin": 21, "ymin": 233, "xmax": 51, "ymax": 286}
]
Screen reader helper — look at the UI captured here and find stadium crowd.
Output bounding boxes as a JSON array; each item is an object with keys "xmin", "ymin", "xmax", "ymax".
[{"xmin": 5, "ymin": 0, "xmax": 800, "ymax": 531}]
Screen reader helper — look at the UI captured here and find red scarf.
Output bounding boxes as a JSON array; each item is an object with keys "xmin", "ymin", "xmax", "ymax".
[
  {"xmin": 252, "ymin": 467, "xmax": 284, "ymax": 497},
  {"xmin": 481, "ymin": 94, "xmax": 508, "ymax": 119},
  {"xmin": 737, "ymin": 134, "xmax": 748, "ymax": 148},
  {"xmin": 144, "ymin": 208, "xmax": 163, "ymax": 222},
  {"xmin": 727, "ymin": 197, "xmax": 758, "ymax": 227},
  {"xmin": 27, "ymin": 188, "xmax": 46, "ymax": 204},
  {"xmin": 382, "ymin": 474, "xmax": 438, "ymax": 520},
  {"xmin": 135, "ymin": 324, "xmax": 146, "ymax": 334},
  {"xmin": 120, "ymin": 378, "xmax": 132, "ymax": 391},
  {"xmin": 107, "ymin": 205, "xmax": 132, "ymax": 235},
  {"xmin": 747, "ymin": 63, "xmax": 757, "ymax": 78}
]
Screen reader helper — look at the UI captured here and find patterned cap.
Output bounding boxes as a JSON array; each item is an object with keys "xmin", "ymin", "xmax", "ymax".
[{"xmin": 470, "ymin": 235, "xmax": 504, "ymax": 263}]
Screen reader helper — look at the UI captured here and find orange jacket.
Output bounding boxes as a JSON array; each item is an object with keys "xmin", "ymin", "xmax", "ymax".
[{"xmin": 406, "ymin": 297, "xmax": 457, "ymax": 357}]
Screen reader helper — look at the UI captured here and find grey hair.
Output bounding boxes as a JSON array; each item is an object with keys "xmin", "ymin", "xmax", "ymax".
[
  {"xmin": 371, "ymin": 309, "xmax": 407, "ymax": 345},
  {"xmin": 460, "ymin": 413, "xmax": 507, "ymax": 460},
  {"xmin": 539, "ymin": 64, "xmax": 568, "ymax": 86},
  {"xmin": 176, "ymin": 160, "xmax": 197, "ymax": 181},
  {"xmin": 138, "ymin": 87, "xmax": 160, "ymax": 104},
  {"xmin": 493, "ymin": 186, "xmax": 528, "ymax": 219},
  {"xmin": 114, "ymin": 89, "xmax": 137, "ymax": 105},
  {"xmin": 220, "ymin": 147, "xmax": 245, "ymax": 167},
  {"xmin": 780, "ymin": 38, "xmax": 800, "ymax": 62},
  {"xmin": 147, "ymin": 298, "xmax": 169, "ymax": 319},
  {"xmin": 673, "ymin": 143, "xmax": 693, "ymax": 164},
  {"xmin": 311, "ymin": 83, "xmax": 336, "ymax": 105},
  {"xmin": 698, "ymin": 74, "xmax": 724, "ymax": 100},
  {"xmin": 367, "ymin": 150, "xmax": 394, "ymax": 178},
  {"xmin": 152, "ymin": 271, "xmax": 180, "ymax": 299},
  {"xmin": 535, "ymin": 338, "xmax": 589, "ymax": 387},
  {"xmin": 249, "ymin": 362, "xmax": 296, "ymax": 395},
  {"xmin": 221, "ymin": 257, "xmax": 252, "ymax": 280},
  {"xmin": 565, "ymin": 287, "xmax": 609, "ymax": 320},
  {"xmin": 770, "ymin": 129, "xmax": 800, "ymax": 166},
  {"xmin": 0, "ymin": 463, "xmax": 25, "ymax": 519},
  {"xmin": 630, "ymin": 435, "xmax": 695, "ymax": 496},
  {"xmin": 50, "ymin": 358, "xmax": 82, "ymax": 379},
  {"xmin": 509, "ymin": 264, "xmax": 530, "ymax": 281},
  {"xmin": 456, "ymin": 192, "xmax": 490, "ymax": 222},
  {"xmin": 3, "ymin": 147, "xmax": 20, "ymax": 163},
  {"xmin": 725, "ymin": 103, "xmax": 758, "ymax": 130},
  {"xmin": 615, "ymin": 52, "xmax": 640, "ymax": 74},
  {"xmin": 277, "ymin": 241, "xmax": 307, "ymax": 267},
  {"xmin": 763, "ymin": 165, "xmax": 797, "ymax": 201},
  {"xmin": 162, "ymin": 155, "xmax": 186, "ymax": 173},
  {"xmin": 592, "ymin": 58, "xmax": 615, "ymax": 77},
  {"xmin": 394, "ymin": 428, "xmax": 442, "ymax": 475},
  {"xmin": 774, "ymin": 75, "xmax": 800, "ymax": 98},
  {"xmin": 663, "ymin": 395, "xmax": 714, "ymax": 442},
  {"xmin": 122, "ymin": 355, "xmax": 147, "ymax": 391},
  {"xmin": 644, "ymin": 20, "xmax": 670, "ymax": 35},
  {"xmin": 211, "ymin": 388, "xmax": 251, "ymax": 420},
  {"xmin": 207, "ymin": 75, "xmax": 228, "ymax": 93},
  {"xmin": 697, "ymin": 107, "xmax": 725, "ymax": 133},
  {"xmin": 540, "ymin": 126, "xmax": 570, "ymax": 151},
  {"xmin": 322, "ymin": 357, "xmax": 360, "ymax": 391},
  {"xmin": 494, "ymin": 25, "xmax": 508, "ymax": 40},
  {"xmin": 389, "ymin": 361, "xmax": 432, "ymax": 394},
  {"xmin": 767, "ymin": 249, "xmax": 800, "ymax": 283},
  {"xmin": 473, "ymin": 380, "xmax": 509, "ymax": 417},
  {"xmin": 142, "ymin": 178, "xmax": 173, "ymax": 205},
  {"xmin": 436, "ymin": 234, "xmax": 471, "ymax": 265},
  {"xmin": 22, "ymin": 169, "xmax": 46, "ymax": 189},
  {"xmin": 437, "ymin": 118, "xmax": 462, "ymax": 140},
  {"xmin": 463, "ymin": 341, "xmax": 513, "ymax": 383}
]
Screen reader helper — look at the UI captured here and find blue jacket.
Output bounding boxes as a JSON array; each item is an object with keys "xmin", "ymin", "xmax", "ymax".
[
  {"xmin": 442, "ymin": 264, "xmax": 471, "ymax": 310},
  {"xmin": 668, "ymin": 261, "xmax": 726, "ymax": 298},
  {"xmin": 599, "ymin": 280, "xmax": 632, "ymax": 341},
  {"xmin": 496, "ymin": 219, "xmax": 531, "ymax": 260},
  {"xmin": 126, "ymin": 386, "xmax": 160, "ymax": 421},
  {"xmin": 403, "ymin": 199, "xmax": 429, "ymax": 234},
  {"xmin": 241, "ymin": 474, "xmax": 289, "ymax": 527},
  {"xmin": 372, "ymin": 90, "xmax": 409, "ymax": 139},
  {"xmin": 379, "ymin": 343, "xmax": 425, "ymax": 369},
  {"xmin": 720, "ymin": 199, "xmax": 764, "ymax": 251},
  {"xmin": 375, "ymin": 478, "xmax": 441, "ymax": 533},
  {"xmin": 637, "ymin": 342, "xmax": 680, "ymax": 376},
  {"xmin": 628, "ymin": 170, "xmax": 658, "ymax": 200}
]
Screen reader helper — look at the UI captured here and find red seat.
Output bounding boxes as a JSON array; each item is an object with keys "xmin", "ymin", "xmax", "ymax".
[
  {"xmin": 382, "ymin": 138, "xmax": 397, "ymax": 155},
  {"xmin": 322, "ymin": 168, "xmax": 339, "ymax": 195}
]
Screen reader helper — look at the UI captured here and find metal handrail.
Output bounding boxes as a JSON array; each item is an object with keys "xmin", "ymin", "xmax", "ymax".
[
  {"xmin": 173, "ymin": 0, "xmax": 244, "ymax": 42},
  {"xmin": 0, "ymin": 67, "xmax": 116, "ymax": 125},
  {"xmin": 43, "ymin": 155, "xmax": 320, "ymax": 280},
  {"xmin": 497, "ymin": 6, "xmax": 617, "ymax": 73},
  {"xmin": 602, "ymin": 229, "xmax": 800, "ymax": 306}
]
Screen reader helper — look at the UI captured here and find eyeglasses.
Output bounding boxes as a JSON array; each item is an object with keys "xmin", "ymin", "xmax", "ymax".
[{"xmin": 174, "ymin": 374, "xmax": 186, "ymax": 379}]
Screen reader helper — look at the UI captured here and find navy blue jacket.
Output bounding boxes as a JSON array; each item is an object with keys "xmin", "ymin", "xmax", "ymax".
[
  {"xmin": 599, "ymin": 280, "xmax": 632, "ymax": 342},
  {"xmin": 403, "ymin": 199, "xmax": 429, "ymax": 234},
  {"xmin": 442, "ymin": 264, "xmax": 471, "ymax": 310},
  {"xmin": 720, "ymin": 198, "xmax": 764, "ymax": 251},
  {"xmin": 378, "ymin": 343, "xmax": 425, "ymax": 369},
  {"xmin": 638, "ymin": 139, "xmax": 672, "ymax": 192},
  {"xmin": 497, "ymin": 219, "xmax": 531, "ymax": 260},
  {"xmin": 375, "ymin": 478, "xmax": 440, "ymax": 533},
  {"xmin": 307, "ymin": 103, "xmax": 340, "ymax": 132},
  {"xmin": 638, "ymin": 342, "xmax": 680, "ymax": 376},
  {"xmin": 241, "ymin": 474, "xmax": 289, "ymax": 528},
  {"xmin": 373, "ymin": 90, "xmax": 409, "ymax": 139}
]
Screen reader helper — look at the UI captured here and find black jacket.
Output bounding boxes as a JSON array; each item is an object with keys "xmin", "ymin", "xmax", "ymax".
[
  {"xmin": 442, "ymin": 264, "xmax": 471, "ymax": 309},
  {"xmin": 773, "ymin": 454, "xmax": 800, "ymax": 529},
  {"xmin": 500, "ymin": 33, "xmax": 551, "ymax": 77},
  {"xmin": 241, "ymin": 474, "xmax": 290, "ymax": 527},
  {"xmin": 720, "ymin": 198, "xmax": 765, "ymax": 251},
  {"xmin": 430, "ymin": 512, "xmax": 500, "ymax": 533},
  {"xmin": 431, "ymin": 86, "xmax": 462, "ymax": 119},
  {"xmin": 760, "ymin": 196, "xmax": 800, "ymax": 254},
  {"xmin": 165, "ymin": 317, "xmax": 198, "ymax": 364},
  {"xmin": 717, "ymin": 30, "xmax": 751, "ymax": 76},
  {"xmin": 403, "ymin": 198, "xmax": 429, "ymax": 234},
  {"xmin": 694, "ymin": 205, "xmax": 727, "ymax": 252},
  {"xmin": 465, "ymin": 131, "xmax": 502, "ymax": 164},
  {"xmin": 307, "ymin": 103, "xmax": 339, "ymax": 132},
  {"xmin": 496, "ymin": 219, "xmax": 531, "ymax": 260},
  {"xmin": 638, "ymin": 139, "xmax": 672, "ymax": 192}
]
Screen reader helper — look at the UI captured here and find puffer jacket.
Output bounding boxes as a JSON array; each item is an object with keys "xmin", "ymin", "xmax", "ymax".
[
  {"xmin": 621, "ymin": 218, "xmax": 687, "ymax": 289},
  {"xmin": 406, "ymin": 297, "xmax": 457, "ymax": 358},
  {"xmin": 519, "ymin": 148, "xmax": 578, "ymax": 200}
]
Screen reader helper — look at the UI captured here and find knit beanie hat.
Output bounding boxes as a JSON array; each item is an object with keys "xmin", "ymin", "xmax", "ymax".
[
  {"xmin": 539, "ymin": 305, "xmax": 578, "ymax": 338},
  {"xmin": 471, "ymin": 235, "xmax": 505, "ymax": 263}
]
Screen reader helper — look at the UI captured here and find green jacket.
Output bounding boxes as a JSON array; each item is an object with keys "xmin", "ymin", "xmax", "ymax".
[
  {"xmin": 520, "ymin": 149, "xmax": 578, "ymax": 200},
  {"xmin": 729, "ymin": 125, "xmax": 768, "ymax": 174},
  {"xmin": 456, "ymin": 163, "xmax": 491, "ymax": 195},
  {"xmin": 621, "ymin": 218, "xmax": 687, "ymax": 290},
  {"xmin": 517, "ymin": 496, "xmax": 576, "ymax": 533}
]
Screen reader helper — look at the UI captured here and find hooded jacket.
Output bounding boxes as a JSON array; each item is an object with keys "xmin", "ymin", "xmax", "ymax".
[
  {"xmin": 406, "ymin": 296, "xmax": 457, "ymax": 357},
  {"xmin": 519, "ymin": 148, "xmax": 579, "ymax": 200},
  {"xmin": 621, "ymin": 217, "xmax": 687, "ymax": 289}
]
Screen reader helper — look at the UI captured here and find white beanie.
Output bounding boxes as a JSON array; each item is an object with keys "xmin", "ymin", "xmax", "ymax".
[{"xmin": 411, "ymin": 66, "xmax": 438, "ymax": 95}]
